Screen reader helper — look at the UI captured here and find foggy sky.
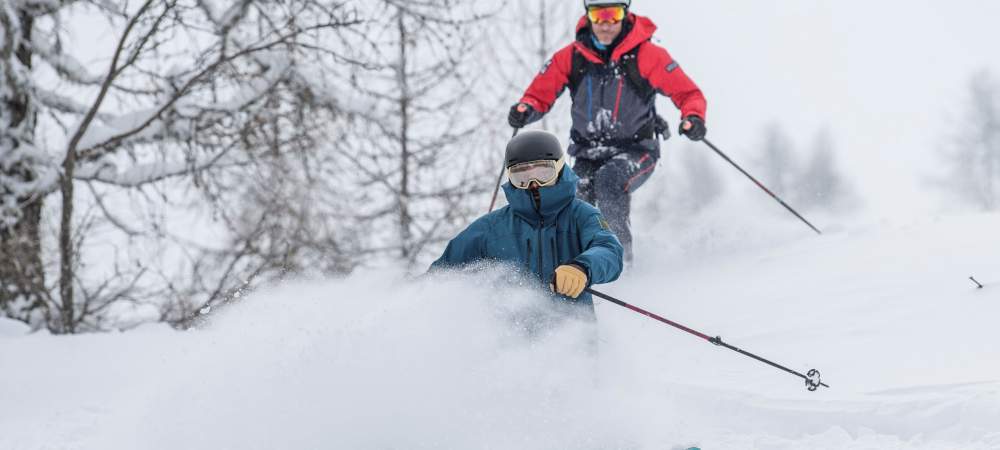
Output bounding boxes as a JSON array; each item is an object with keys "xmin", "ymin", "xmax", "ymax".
[{"xmin": 618, "ymin": 0, "xmax": 1000, "ymax": 217}]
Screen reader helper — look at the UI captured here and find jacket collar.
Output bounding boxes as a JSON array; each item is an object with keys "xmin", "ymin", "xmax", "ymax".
[
  {"xmin": 502, "ymin": 165, "xmax": 579, "ymax": 225},
  {"xmin": 573, "ymin": 13, "xmax": 658, "ymax": 64}
]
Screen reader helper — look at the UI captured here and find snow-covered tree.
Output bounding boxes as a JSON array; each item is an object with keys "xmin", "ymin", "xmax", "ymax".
[
  {"xmin": 939, "ymin": 70, "xmax": 1000, "ymax": 210},
  {"xmin": 1, "ymin": 0, "xmax": 54, "ymax": 327},
  {"xmin": 755, "ymin": 123, "xmax": 798, "ymax": 197},
  {"xmin": 335, "ymin": 0, "xmax": 495, "ymax": 267},
  {"xmin": 795, "ymin": 129, "xmax": 855, "ymax": 211},
  {"xmin": 678, "ymin": 143, "xmax": 725, "ymax": 214},
  {"xmin": 0, "ymin": 0, "xmax": 381, "ymax": 332},
  {"xmin": 0, "ymin": 0, "xmax": 519, "ymax": 331}
]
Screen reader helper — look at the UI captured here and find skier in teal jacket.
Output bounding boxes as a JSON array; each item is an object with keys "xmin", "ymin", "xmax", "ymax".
[{"xmin": 431, "ymin": 131, "xmax": 623, "ymax": 312}]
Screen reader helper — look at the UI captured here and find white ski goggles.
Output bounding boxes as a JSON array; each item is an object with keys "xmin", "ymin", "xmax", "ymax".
[{"xmin": 508, "ymin": 159, "xmax": 564, "ymax": 189}]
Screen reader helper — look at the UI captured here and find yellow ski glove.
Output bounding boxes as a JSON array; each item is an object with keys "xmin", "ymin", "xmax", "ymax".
[{"xmin": 552, "ymin": 264, "xmax": 588, "ymax": 299}]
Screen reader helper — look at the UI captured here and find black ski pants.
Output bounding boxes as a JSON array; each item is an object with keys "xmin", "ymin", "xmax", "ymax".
[{"xmin": 573, "ymin": 146, "xmax": 658, "ymax": 262}]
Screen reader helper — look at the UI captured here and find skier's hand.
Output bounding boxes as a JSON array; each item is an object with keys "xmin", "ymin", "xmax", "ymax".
[
  {"xmin": 551, "ymin": 264, "xmax": 588, "ymax": 299},
  {"xmin": 654, "ymin": 115, "xmax": 672, "ymax": 141},
  {"xmin": 508, "ymin": 103, "xmax": 533, "ymax": 129},
  {"xmin": 680, "ymin": 116, "xmax": 707, "ymax": 141}
]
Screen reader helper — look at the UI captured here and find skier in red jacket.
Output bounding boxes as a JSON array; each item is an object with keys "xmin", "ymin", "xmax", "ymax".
[{"xmin": 509, "ymin": 0, "xmax": 707, "ymax": 262}]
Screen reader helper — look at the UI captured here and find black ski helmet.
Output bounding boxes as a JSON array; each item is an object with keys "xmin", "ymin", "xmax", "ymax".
[
  {"xmin": 583, "ymin": 0, "xmax": 630, "ymax": 10},
  {"xmin": 505, "ymin": 130, "xmax": 564, "ymax": 168}
]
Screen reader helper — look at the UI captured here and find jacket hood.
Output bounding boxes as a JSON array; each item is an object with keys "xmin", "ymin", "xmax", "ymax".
[
  {"xmin": 574, "ymin": 13, "xmax": 658, "ymax": 63},
  {"xmin": 502, "ymin": 165, "xmax": 579, "ymax": 225}
]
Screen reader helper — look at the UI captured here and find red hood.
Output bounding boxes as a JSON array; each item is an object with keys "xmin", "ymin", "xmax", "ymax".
[{"xmin": 574, "ymin": 13, "xmax": 658, "ymax": 63}]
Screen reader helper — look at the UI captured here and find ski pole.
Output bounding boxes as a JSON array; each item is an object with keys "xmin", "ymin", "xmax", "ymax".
[
  {"xmin": 586, "ymin": 287, "xmax": 830, "ymax": 392},
  {"xmin": 488, "ymin": 128, "xmax": 520, "ymax": 213},
  {"xmin": 701, "ymin": 138, "xmax": 823, "ymax": 235}
]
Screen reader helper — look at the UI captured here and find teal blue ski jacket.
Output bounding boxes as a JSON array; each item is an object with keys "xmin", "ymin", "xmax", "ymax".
[{"xmin": 431, "ymin": 166, "xmax": 624, "ymax": 307}]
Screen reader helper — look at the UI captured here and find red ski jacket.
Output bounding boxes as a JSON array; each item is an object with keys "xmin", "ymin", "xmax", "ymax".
[{"xmin": 519, "ymin": 14, "xmax": 706, "ymax": 155}]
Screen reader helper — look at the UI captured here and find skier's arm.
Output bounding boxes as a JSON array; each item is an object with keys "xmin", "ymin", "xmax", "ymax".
[
  {"xmin": 571, "ymin": 205, "xmax": 624, "ymax": 286},
  {"xmin": 429, "ymin": 218, "xmax": 489, "ymax": 271},
  {"xmin": 638, "ymin": 42, "xmax": 707, "ymax": 120},
  {"xmin": 517, "ymin": 44, "xmax": 576, "ymax": 125}
]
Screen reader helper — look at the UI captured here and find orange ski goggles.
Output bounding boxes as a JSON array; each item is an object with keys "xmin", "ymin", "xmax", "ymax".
[{"xmin": 587, "ymin": 5, "xmax": 626, "ymax": 24}]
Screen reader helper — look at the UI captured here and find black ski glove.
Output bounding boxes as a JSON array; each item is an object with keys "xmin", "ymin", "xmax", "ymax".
[
  {"xmin": 508, "ymin": 103, "xmax": 534, "ymax": 129},
  {"xmin": 680, "ymin": 116, "xmax": 707, "ymax": 141},
  {"xmin": 654, "ymin": 115, "xmax": 672, "ymax": 141}
]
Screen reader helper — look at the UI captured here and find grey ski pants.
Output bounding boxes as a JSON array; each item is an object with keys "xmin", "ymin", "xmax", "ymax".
[{"xmin": 573, "ymin": 147, "xmax": 658, "ymax": 262}]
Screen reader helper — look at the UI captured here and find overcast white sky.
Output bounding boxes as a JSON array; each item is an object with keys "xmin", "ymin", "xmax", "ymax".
[{"xmin": 601, "ymin": 0, "xmax": 1000, "ymax": 217}]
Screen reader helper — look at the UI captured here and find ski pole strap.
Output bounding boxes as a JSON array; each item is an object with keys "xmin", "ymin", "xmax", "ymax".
[{"xmin": 586, "ymin": 288, "xmax": 830, "ymax": 391}]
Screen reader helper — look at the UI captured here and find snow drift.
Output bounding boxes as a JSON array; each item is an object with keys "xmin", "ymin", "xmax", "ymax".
[{"xmin": 2, "ymin": 213, "xmax": 1000, "ymax": 449}]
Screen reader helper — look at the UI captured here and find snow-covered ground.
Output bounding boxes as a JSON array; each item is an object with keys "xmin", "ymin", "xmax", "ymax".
[{"xmin": 2, "ymin": 211, "xmax": 999, "ymax": 450}]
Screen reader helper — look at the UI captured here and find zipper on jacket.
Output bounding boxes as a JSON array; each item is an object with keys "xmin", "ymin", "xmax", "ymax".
[
  {"xmin": 537, "ymin": 220, "xmax": 545, "ymax": 282},
  {"xmin": 586, "ymin": 75, "xmax": 594, "ymax": 122},
  {"xmin": 525, "ymin": 239, "xmax": 532, "ymax": 273},
  {"xmin": 612, "ymin": 75, "xmax": 625, "ymax": 123},
  {"xmin": 531, "ymin": 189, "xmax": 545, "ymax": 283},
  {"xmin": 551, "ymin": 236, "xmax": 559, "ymax": 268}
]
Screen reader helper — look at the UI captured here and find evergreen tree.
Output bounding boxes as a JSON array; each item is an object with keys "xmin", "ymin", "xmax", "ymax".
[
  {"xmin": 796, "ymin": 129, "xmax": 854, "ymax": 211},
  {"xmin": 940, "ymin": 70, "xmax": 1000, "ymax": 210},
  {"xmin": 756, "ymin": 123, "xmax": 798, "ymax": 197},
  {"xmin": 679, "ymin": 145, "xmax": 725, "ymax": 214}
]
